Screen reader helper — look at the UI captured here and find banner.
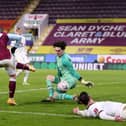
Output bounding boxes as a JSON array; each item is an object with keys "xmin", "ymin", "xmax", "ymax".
[
  {"xmin": 30, "ymin": 62, "xmax": 126, "ymax": 70},
  {"xmin": 97, "ymin": 55, "xmax": 126, "ymax": 63},
  {"xmin": 29, "ymin": 54, "xmax": 126, "ymax": 70},
  {"xmin": 29, "ymin": 54, "xmax": 97, "ymax": 63},
  {"xmin": 43, "ymin": 23, "xmax": 126, "ymax": 46}
]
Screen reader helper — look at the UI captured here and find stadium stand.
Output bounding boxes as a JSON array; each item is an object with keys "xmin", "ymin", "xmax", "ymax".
[
  {"xmin": 32, "ymin": 0, "xmax": 126, "ymax": 24},
  {"xmin": 0, "ymin": 0, "xmax": 126, "ymax": 24},
  {"xmin": 0, "ymin": 0, "xmax": 30, "ymax": 20},
  {"xmin": 0, "ymin": 0, "xmax": 126, "ymax": 26}
]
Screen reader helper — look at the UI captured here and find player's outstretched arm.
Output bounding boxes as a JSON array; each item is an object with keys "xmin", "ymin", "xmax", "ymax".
[{"xmin": 73, "ymin": 107, "xmax": 89, "ymax": 117}]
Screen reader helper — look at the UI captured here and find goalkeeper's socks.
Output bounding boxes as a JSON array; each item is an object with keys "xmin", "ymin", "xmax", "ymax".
[
  {"xmin": 46, "ymin": 80, "xmax": 54, "ymax": 97},
  {"xmin": 55, "ymin": 93, "xmax": 73, "ymax": 100}
]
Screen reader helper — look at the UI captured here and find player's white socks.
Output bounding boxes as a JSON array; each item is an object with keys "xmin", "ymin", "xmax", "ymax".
[
  {"xmin": 23, "ymin": 70, "xmax": 30, "ymax": 83},
  {"xmin": 16, "ymin": 69, "xmax": 23, "ymax": 77}
]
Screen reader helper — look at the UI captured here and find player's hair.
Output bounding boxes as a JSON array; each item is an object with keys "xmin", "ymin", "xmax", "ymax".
[
  {"xmin": 78, "ymin": 91, "xmax": 90, "ymax": 105},
  {"xmin": 53, "ymin": 41, "xmax": 67, "ymax": 50}
]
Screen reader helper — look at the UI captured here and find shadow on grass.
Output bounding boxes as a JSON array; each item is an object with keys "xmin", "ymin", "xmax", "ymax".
[{"xmin": 17, "ymin": 99, "xmax": 78, "ymax": 106}]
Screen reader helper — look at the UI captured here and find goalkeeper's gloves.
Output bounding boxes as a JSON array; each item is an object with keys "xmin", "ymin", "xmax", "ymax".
[{"xmin": 79, "ymin": 77, "xmax": 94, "ymax": 88}]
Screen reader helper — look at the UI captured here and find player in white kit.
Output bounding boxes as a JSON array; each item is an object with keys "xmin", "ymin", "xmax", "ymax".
[
  {"xmin": 10, "ymin": 27, "xmax": 34, "ymax": 85},
  {"xmin": 73, "ymin": 91, "xmax": 126, "ymax": 121}
]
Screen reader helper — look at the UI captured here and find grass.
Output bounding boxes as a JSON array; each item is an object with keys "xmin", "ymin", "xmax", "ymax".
[{"xmin": 0, "ymin": 69, "xmax": 126, "ymax": 126}]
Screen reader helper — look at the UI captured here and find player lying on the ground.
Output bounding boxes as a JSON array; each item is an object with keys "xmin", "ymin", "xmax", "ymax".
[
  {"xmin": 42, "ymin": 41, "xmax": 94, "ymax": 102},
  {"xmin": 73, "ymin": 91, "xmax": 126, "ymax": 121}
]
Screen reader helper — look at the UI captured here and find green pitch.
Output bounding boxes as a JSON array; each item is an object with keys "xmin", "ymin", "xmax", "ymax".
[{"xmin": 0, "ymin": 69, "xmax": 126, "ymax": 126}]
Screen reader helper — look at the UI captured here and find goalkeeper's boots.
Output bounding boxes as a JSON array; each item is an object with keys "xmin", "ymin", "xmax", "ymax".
[
  {"xmin": 7, "ymin": 98, "xmax": 17, "ymax": 105},
  {"xmin": 41, "ymin": 97, "xmax": 55, "ymax": 103}
]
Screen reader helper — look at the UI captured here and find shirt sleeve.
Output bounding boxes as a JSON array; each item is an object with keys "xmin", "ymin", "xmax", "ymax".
[
  {"xmin": 8, "ymin": 33, "xmax": 21, "ymax": 41},
  {"xmin": 77, "ymin": 110, "xmax": 90, "ymax": 117}
]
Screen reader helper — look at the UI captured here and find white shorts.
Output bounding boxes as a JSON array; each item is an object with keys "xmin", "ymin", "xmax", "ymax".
[
  {"xmin": 0, "ymin": 59, "xmax": 16, "ymax": 75},
  {"xmin": 14, "ymin": 47, "xmax": 30, "ymax": 64}
]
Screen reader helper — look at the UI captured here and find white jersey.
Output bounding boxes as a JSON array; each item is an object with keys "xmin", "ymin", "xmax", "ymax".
[
  {"xmin": 77, "ymin": 101, "xmax": 126, "ymax": 120},
  {"xmin": 10, "ymin": 34, "xmax": 30, "ymax": 64},
  {"xmin": 14, "ymin": 46, "xmax": 30, "ymax": 64}
]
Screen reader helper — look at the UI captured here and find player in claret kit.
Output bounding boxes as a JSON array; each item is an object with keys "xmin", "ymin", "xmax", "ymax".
[{"xmin": 0, "ymin": 30, "xmax": 35, "ymax": 105}]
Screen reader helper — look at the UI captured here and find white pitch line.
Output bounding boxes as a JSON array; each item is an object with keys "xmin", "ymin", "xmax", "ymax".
[
  {"xmin": 0, "ymin": 81, "xmax": 121, "ymax": 94},
  {"xmin": 0, "ymin": 88, "xmax": 47, "ymax": 95},
  {"xmin": 76, "ymin": 81, "xmax": 121, "ymax": 87},
  {"xmin": 0, "ymin": 110, "xmax": 80, "ymax": 118}
]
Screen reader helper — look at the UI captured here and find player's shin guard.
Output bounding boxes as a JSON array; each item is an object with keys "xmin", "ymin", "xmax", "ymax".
[{"xmin": 46, "ymin": 80, "xmax": 54, "ymax": 97}]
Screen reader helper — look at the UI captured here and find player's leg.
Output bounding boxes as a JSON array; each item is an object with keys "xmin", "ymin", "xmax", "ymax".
[
  {"xmin": 16, "ymin": 69, "xmax": 23, "ymax": 77},
  {"xmin": 0, "ymin": 59, "xmax": 15, "ymax": 69},
  {"xmin": 23, "ymin": 70, "xmax": 30, "ymax": 85},
  {"xmin": 6, "ymin": 66, "xmax": 17, "ymax": 105},
  {"xmin": 41, "ymin": 75, "xmax": 59, "ymax": 102},
  {"xmin": 14, "ymin": 50, "xmax": 36, "ymax": 72},
  {"xmin": 46, "ymin": 75, "xmax": 55, "ymax": 97},
  {"xmin": 54, "ymin": 80, "xmax": 75, "ymax": 100},
  {"xmin": 53, "ymin": 75, "xmax": 77, "ymax": 101},
  {"xmin": 42, "ymin": 80, "xmax": 76, "ymax": 102},
  {"xmin": 54, "ymin": 91, "xmax": 74, "ymax": 100},
  {"xmin": 16, "ymin": 62, "xmax": 36, "ymax": 72},
  {"xmin": 53, "ymin": 91, "xmax": 78, "ymax": 101}
]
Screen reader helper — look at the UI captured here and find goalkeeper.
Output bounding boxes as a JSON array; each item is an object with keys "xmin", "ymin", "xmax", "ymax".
[{"xmin": 42, "ymin": 41, "xmax": 94, "ymax": 102}]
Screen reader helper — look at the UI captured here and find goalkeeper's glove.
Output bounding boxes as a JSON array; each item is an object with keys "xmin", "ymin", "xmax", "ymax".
[
  {"xmin": 79, "ymin": 77, "xmax": 94, "ymax": 88},
  {"xmin": 81, "ymin": 80, "xmax": 94, "ymax": 88}
]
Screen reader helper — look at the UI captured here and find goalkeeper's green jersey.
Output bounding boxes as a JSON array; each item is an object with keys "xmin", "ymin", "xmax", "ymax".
[{"xmin": 56, "ymin": 53, "xmax": 81, "ymax": 88}]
